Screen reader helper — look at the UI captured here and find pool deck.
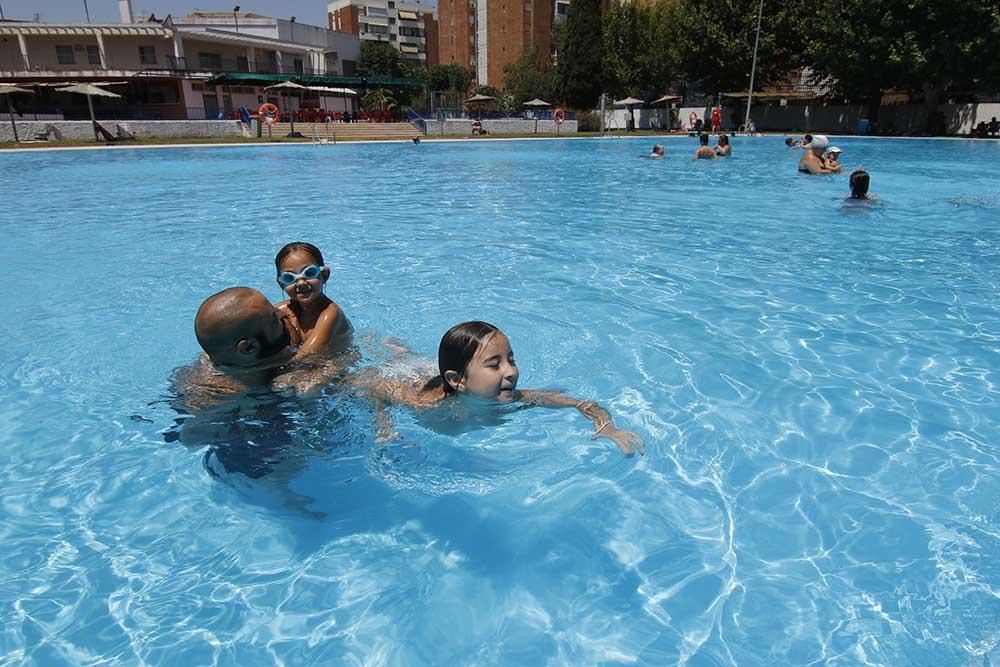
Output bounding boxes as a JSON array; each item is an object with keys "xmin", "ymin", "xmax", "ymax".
[{"xmin": 0, "ymin": 132, "xmax": 996, "ymax": 154}]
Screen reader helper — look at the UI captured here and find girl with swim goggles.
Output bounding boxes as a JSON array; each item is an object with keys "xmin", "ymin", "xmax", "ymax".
[{"xmin": 274, "ymin": 242, "xmax": 353, "ymax": 358}]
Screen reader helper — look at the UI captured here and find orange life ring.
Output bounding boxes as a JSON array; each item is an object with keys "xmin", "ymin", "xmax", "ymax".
[
  {"xmin": 689, "ymin": 111, "xmax": 698, "ymax": 126},
  {"xmin": 258, "ymin": 102, "xmax": 280, "ymax": 123},
  {"xmin": 553, "ymin": 108, "xmax": 565, "ymax": 125}
]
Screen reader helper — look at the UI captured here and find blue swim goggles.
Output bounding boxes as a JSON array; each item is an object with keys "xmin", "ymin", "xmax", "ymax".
[{"xmin": 277, "ymin": 264, "xmax": 325, "ymax": 287}]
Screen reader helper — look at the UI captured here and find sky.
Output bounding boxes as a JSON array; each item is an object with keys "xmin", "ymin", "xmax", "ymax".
[{"xmin": 3, "ymin": 0, "xmax": 433, "ymax": 27}]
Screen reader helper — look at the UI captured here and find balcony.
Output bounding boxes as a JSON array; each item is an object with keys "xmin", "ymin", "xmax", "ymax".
[{"xmin": 161, "ymin": 56, "xmax": 320, "ymax": 76}]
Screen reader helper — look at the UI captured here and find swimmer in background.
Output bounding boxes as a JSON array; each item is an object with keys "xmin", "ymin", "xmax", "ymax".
[
  {"xmin": 647, "ymin": 144, "xmax": 665, "ymax": 158},
  {"xmin": 799, "ymin": 134, "xmax": 813, "ymax": 149},
  {"xmin": 351, "ymin": 321, "xmax": 645, "ymax": 456},
  {"xmin": 694, "ymin": 133, "xmax": 717, "ymax": 159},
  {"xmin": 848, "ymin": 169, "xmax": 876, "ymax": 201},
  {"xmin": 825, "ymin": 146, "xmax": 843, "ymax": 171},
  {"xmin": 714, "ymin": 133, "xmax": 732, "ymax": 157},
  {"xmin": 798, "ymin": 134, "xmax": 835, "ymax": 174},
  {"xmin": 785, "ymin": 137, "xmax": 802, "ymax": 147},
  {"xmin": 274, "ymin": 242, "xmax": 353, "ymax": 358}
]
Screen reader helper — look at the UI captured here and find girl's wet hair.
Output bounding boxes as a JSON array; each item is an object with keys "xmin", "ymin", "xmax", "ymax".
[
  {"xmin": 718, "ymin": 134, "xmax": 729, "ymax": 145},
  {"xmin": 785, "ymin": 138, "xmax": 795, "ymax": 146},
  {"xmin": 275, "ymin": 242, "xmax": 324, "ymax": 272},
  {"xmin": 850, "ymin": 170, "xmax": 870, "ymax": 197},
  {"xmin": 423, "ymin": 321, "xmax": 501, "ymax": 394}
]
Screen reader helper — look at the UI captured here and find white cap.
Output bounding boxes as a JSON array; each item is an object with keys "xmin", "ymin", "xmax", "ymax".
[
  {"xmin": 811, "ymin": 135, "xmax": 830, "ymax": 149},
  {"xmin": 828, "ymin": 146, "xmax": 842, "ymax": 154}
]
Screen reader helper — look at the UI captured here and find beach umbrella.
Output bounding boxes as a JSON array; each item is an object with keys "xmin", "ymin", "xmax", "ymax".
[
  {"xmin": 613, "ymin": 97, "xmax": 644, "ymax": 132},
  {"xmin": 307, "ymin": 86, "xmax": 357, "ymax": 114},
  {"xmin": 56, "ymin": 83, "xmax": 121, "ymax": 142},
  {"xmin": 522, "ymin": 98, "xmax": 551, "ymax": 134},
  {"xmin": 651, "ymin": 94, "xmax": 681, "ymax": 105},
  {"xmin": 464, "ymin": 93, "xmax": 495, "ymax": 104},
  {"xmin": 0, "ymin": 84, "xmax": 33, "ymax": 143},
  {"xmin": 651, "ymin": 95, "xmax": 681, "ymax": 130},
  {"xmin": 266, "ymin": 81, "xmax": 307, "ymax": 137}
]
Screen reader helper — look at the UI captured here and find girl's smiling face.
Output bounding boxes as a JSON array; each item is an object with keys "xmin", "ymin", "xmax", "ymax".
[
  {"xmin": 455, "ymin": 332, "xmax": 519, "ymax": 403},
  {"xmin": 277, "ymin": 248, "xmax": 329, "ymax": 305}
]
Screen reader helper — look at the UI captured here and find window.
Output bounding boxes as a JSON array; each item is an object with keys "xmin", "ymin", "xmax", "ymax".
[
  {"xmin": 236, "ymin": 55, "xmax": 249, "ymax": 72},
  {"xmin": 138, "ymin": 45, "xmax": 157, "ymax": 64},
  {"xmin": 388, "ymin": 1, "xmax": 395, "ymax": 6},
  {"xmin": 389, "ymin": 17, "xmax": 396, "ymax": 24},
  {"xmin": 56, "ymin": 45, "xmax": 75, "ymax": 65},
  {"xmin": 293, "ymin": 58, "xmax": 304, "ymax": 74},
  {"xmin": 87, "ymin": 45, "xmax": 101, "ymax": 65},
  {"xmin": 366, "ymin": 6, "xmax": 388, "ymax": 16},
  {"xmin": 198, "ymin": 52, "xmax": 223, "ymax": 69}
]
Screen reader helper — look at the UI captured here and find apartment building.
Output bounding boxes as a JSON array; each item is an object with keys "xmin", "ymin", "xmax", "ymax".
[
  {"xmin": 437, "ymin": 0, "xmax": 555, "ymax": 87},
  {"xmin": 0, "ymin": 3, "xmax": 365, "ymax": 120},
  {"xmin": 327, "ymin": 0, "xmax": 438, "ymax": 66}
]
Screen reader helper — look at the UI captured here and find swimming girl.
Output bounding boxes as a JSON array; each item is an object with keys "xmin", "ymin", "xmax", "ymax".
[
  {"xmin": 648, "ymin": 144, "xmax": 665, "ymax": 158},
  {"xmin": 848, "ymin": 169, "xmax": 874, "ymax": 200},
  {"xmin": 274, "ymin": 242, "xmax": 353, "ymax": 357},
  {"xmin": 354, "ymin": 321, "xmax": 645, "ymax": 456}
]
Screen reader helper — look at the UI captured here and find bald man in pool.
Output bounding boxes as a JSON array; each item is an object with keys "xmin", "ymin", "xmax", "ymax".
[{"xmin": 175, "ymin": 287, "xmax": 347, "ymax": 410}]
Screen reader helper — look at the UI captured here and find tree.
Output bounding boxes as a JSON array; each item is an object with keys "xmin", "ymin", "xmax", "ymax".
[
  {"xmin": 357, "ymin": 41, "xmax": 412, "ymax": 78},
  {"xmin": 426, "ymin": 64, "xmax": 473, "ymax": 93},
  {"xmin": 809, "ymin": 0, "xmax": 1000, "ymax": 128},
  {"xmin": 557, "ymin": 0, "xmax": 603, "ymax": 108},
  {"xmin": 671, "ymin": 0, "xmax": 808, "ymax": 97},
  {"xmin": 503, "ymin": 46, "xmax": 557, "ymax": 105},
  {"xmin": 602, "ymin": 2, "xmax": 659, "ymax": 100},
  {"xmin": 362, "ymin": 88, "xmax": 396, "ymax": 112}
]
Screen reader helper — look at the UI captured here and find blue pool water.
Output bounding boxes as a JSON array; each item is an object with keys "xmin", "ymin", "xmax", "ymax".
[{"xmin": 1, "ymin": 136, "xmax": 999, "ymax": 665}]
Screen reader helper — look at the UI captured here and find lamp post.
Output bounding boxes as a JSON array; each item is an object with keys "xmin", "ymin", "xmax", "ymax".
[
  {"xmin": 233, "ymin": 5, "xmax": 240, "ymax": 33},
  {"xmin": 83, "ymin": 0, "xmax": 91, "ymax": 22},
  {"xmin": 744, "ymin": 0, "xmax": 764, "ymax": 131}
]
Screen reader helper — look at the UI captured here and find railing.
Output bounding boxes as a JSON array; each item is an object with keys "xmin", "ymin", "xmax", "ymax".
[
  {"xmin": 163, "ymin": 56, "xmax": 320, "ymax": 76},
  {"xmin": 406, "ymin": 106, "xmax": 427, "ymax": 134},
  {"xmin": 417, "ymin": 108, "xmax": 578, "ymax": 121}
]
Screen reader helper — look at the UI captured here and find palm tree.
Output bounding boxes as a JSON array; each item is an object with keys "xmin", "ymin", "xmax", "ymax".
[{"xmin": 362, "ymin": 88, "xmax": 397, "ymax": 113}]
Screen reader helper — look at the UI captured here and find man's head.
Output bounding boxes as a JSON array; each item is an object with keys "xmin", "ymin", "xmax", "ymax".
[
  {"xmin": 810, "ymin": 134, "xmax": 829, "ymax": 155},
  {"xmin": 194, "ymin": 287, "xmax": 292, "ymax": 368}
]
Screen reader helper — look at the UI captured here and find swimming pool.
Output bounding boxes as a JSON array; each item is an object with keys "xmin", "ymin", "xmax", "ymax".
[{"xmin": 1, "ymin": 136, "xmax": 998, "ymax": 665}]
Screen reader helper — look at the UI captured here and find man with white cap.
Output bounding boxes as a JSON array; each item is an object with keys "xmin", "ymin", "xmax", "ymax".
[{"xmin": 798, "ymin": 134, "xmax": 835, "ymax": 174}]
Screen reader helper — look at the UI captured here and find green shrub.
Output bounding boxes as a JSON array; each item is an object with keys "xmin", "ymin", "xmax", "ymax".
[{"xmin": 575, "ymin": 110, "xmax": 600, "ymax": 132}]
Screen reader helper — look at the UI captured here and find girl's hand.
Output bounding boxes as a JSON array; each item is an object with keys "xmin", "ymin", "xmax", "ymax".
[{"xmin": 595, "ymin": 425, "xmax": 645, "ymax": 456}]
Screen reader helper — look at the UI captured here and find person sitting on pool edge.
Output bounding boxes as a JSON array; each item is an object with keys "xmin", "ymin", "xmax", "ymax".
[
  {"xmin": 798, "ymin": 135, "xmax": 836, "ymax": 174},
  {"xmin": 647, "ymin": 144, "xmax": 665, "ymax": 158},
  {"xmin": 694, "ymin": 133, "xmax": 717, "ymax": 159},
  {"xmin": 349, "ymin": 321, "xmax": 645, "ymax": 456},
  {"xmin": 714, "ymin": 133, "xmax": 732, "ymax": 157}
]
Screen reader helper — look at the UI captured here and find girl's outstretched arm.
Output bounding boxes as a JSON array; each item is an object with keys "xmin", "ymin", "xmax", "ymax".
[{"xmin": 518, "ymin": 390, "xmax": 645, "ymax": 456}]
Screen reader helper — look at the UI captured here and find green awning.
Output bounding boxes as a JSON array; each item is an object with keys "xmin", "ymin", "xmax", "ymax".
[{"xmin": 204, "ymin": 72, "xmax": 422, "ymax": 87}]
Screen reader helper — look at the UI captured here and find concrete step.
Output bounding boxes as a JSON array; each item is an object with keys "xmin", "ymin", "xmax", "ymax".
[{"xmin": 259, "ymin": 121, "xmax": 420, "ymax": 140}]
